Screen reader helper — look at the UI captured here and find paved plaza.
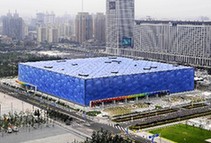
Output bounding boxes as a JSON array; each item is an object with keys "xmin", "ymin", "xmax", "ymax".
[
  {"xmin": 0, "ymin": 124, "xmax": 84, "ymax": 143},
  {"xmin": 0, "ymin": 91, "xmax": 85, "ymax": 143},
  {"xmin": 0, "ymin": 91, "xmax": 37, "ymax": 115}
]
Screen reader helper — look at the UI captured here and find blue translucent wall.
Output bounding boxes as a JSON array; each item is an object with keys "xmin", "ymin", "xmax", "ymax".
[
  {"xmin": 85, "ymin": 68, "xmax": 194, "ymax": 105},
  {"xmin": 18, "ymin": 64, "xmax": 85, "ymax": 105},
  {"xmin": 19, "ymin": 63, "xmax": 194, "ymax": 106}
]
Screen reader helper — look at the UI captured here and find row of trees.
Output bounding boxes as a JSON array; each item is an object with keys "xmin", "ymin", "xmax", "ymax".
[
  {"xmin": 81, "ymin": 128, "xmax": 137, "ymax": 143},
  {"xmin": 0, "ymin": 109, "xmax": 46, "ymax": 131},
  {"xmin": 0, "ymin": 52, "xmax": 61, "ymax": 77}
]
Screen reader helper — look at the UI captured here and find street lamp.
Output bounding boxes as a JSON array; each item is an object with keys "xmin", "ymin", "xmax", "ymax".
[{"xmin": 22, "ymin": 101, "xmax": 24, "ymax": 112}]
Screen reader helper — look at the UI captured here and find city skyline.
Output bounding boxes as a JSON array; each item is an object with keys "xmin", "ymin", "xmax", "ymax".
[{"xmin": 0, "ymin": 0, "xmax": 210, "ymax": 20}]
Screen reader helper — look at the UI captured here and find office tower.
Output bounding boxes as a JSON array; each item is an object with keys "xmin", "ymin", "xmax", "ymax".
[
  {"xmin": 37, "ymin": 27, "xmax": 47, "ymax": 43},
  {"xmin": 93, "ymin": 13, "xmax": 106, "ymax": 44},
  {"xmin": 93, "ymin": 13, "xmax": 106, "ymax": 43},
  {"xmin": 44, "ymin": 12, "xmax": 55, "ymax": 24},
  {"xmin": 75, "ymin": 12, "xmax": 93, "ymax": 44},
  {"xmin": 48, "ymin": 28, "xmax": 59, "ymax": 43},
  {"xmin": 58, "ymin": 23, "xmax": 72, "ymax": 38},
  {"xmin": 2, "ymin": 11, "xmax": 25, "ymax": 40},
  {"xmin": 106, "ymin": 0, "xmax": 135, "ymax": 54},
  {"xmin": 0, "ymin": 20, "xmax": 2, "ymax": 35},
  {"xmin": 37, "ymin": 26, "xmax": 59, "ymax": 43},
  {"xmin": 36, "ymin": 12, "xmax": 55, "ymax": 26},
  {"xmin": 131, "ymin": 21, "xmax": 211, "ymax": 67},
  {"xmin": 36, "ymin": 13, "xmax": 45, "ymax": 26}
]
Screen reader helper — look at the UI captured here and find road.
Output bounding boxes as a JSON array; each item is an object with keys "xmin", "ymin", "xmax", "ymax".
[{"xmin": 0, "ymin": 82, "xmax": 152, "ymax": 143}]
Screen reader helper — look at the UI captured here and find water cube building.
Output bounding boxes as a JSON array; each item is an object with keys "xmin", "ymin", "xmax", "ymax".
[{"xmin": 18, "ymin": 57, "xmax": 194, "ymax": 106}]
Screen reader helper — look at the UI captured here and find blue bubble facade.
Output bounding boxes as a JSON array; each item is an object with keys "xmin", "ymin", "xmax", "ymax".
[{"xmin": 18, "ymin": 57, "xmax": 194, "ymax": 106}]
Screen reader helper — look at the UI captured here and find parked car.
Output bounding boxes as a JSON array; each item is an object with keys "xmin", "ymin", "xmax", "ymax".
[
  {"xmin": 11, "ymin": 126, "xmax": 19, "ymax": 132},
  {"xmin": 7, "ymin": 127, "xmax": 12, "ymax": 133}
]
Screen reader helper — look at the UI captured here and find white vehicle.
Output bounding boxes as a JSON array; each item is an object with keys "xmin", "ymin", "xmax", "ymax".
[
  {"xmin": 11, "ymin": 126, "xmax": 19, "ymax": 132},
  {"xmin": 7, "ymin": 127, "xmax": 12, "ymax": 133}
]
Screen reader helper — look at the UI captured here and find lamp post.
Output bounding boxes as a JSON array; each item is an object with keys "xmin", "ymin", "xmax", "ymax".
[
  {"xmin": 22, "ymin": 101, "xmax": 24, "ymax": 112},
  {"xmin": 0, "ymin": 104, "xmax": 1, "ymax": 117},
  {"xmin": 11, "ymin": 102, "xmax": 13, "ymax": 114}
]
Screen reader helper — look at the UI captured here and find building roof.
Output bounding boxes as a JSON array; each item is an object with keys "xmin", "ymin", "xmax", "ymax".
[
  {"xmin": 135, "ymin": 20, "xmax": 211, "ymax": 26},
  {"xmin": 20, "ymin": 57, "xmax": 192, "ymax": 79}
]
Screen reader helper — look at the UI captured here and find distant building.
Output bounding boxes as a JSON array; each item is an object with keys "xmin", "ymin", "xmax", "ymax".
[
  {"xmin": 0, "ymin": 25, "xmax": 2, "ymax": 35},
  {"xmin": 106, "ymin": 0, "xmax": 135, "ymax": 54},
  {"xmin": 36, "ymin": 12, "xmax": 55, "ymax": 26},
  {"xmin": 37, "ymin": 27, "xmax": 47, "ymax": 43},
  {"xmin": 44, "ymin": 12, "xmax": 55, "ymax": 25},
  {"xmin": 75, "ymin": 12, "xmax": 93, "ymax": 44},
  {"xmin": 48, "ymin": 28, "xmax": 59, "ymax": 43},
  {"xmin": 93, "ymin": 13, "xmax": 106, "ymax": 44},
  {"xmin": 0, "ymin": 35, "xmax": 12, "ymax": 44},
  {"xmin": 2, "ymin": 11, "xmax": 25, "ymax": 40},
  {"xmin": 35, "ymin": 13, "xmax": 74, "ymax": 43},
  {"xmin": 37, "ymin": 26, "xmax": 59, "ymax": 43},
  {"xmin": 132, "ymin": 21, "xmax": 211, "ymax": 67},
  {"xmin": 36, "ymin": 13, "xmax": 45, "ymax": 26},
  {"xmin": 58, "ymin": 23, "xmax": 72, "ymax": 38}
]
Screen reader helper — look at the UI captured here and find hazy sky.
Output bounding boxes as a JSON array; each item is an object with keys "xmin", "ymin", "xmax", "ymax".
[{"xmin": 0, "ymin": 0, "xmax": 211, "ymax": 19}]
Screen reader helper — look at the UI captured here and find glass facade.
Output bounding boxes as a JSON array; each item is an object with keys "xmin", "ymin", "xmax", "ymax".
[{"xmin": 18, "ymin": 57, "xmax": 194, "ymax": 106}]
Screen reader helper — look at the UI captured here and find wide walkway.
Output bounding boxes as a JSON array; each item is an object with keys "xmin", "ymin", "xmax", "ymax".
[{"xmin": 0, "ymin": 91, "xmax": 38, "ymax": 115}]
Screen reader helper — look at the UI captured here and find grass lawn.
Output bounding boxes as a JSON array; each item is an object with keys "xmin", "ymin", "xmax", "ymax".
[{"xmin": 149, "ymin": 124, "xmax": 211, "ymax": 143}]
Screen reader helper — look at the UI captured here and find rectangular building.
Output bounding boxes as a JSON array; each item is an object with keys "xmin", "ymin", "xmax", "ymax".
[
  {"xmin": 75, "ymin": 12, "xmax": 93, "ymax": 44},
  {"xmin": 18, "ymin": 57, "xmax": 194, "ymax": 106},
  {"xmin": 106, "ymin": 0, "xmax": 134, "ymax": 54},
  {"xmin": 121, "ymin": 21, "xmax": 211, "ymax": 67}
]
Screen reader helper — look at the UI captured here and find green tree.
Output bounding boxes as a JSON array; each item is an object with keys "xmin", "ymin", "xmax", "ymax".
[{"xmin": 81, "ymin": 128, "xmax": 133, "ymax": 143}]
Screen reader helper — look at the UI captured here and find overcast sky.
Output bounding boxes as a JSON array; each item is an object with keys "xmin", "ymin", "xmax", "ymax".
[{"xmin": 0, "ymin": 0, "xmax": 211, "ymax": 19}]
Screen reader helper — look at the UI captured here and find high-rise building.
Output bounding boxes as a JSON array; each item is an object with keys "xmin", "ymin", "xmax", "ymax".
[
  {"xmin": 0, "ymin": 19, "xmax": 3, "ymax": 35},
  {"xmin": 36, "ymin": 13, "xmax": 45, "ymax": 26},
  {"xmin": 75, "ymin": 12, "xmax": 93, "ymax": 44},
  {"xmin": 37, "ymin": 27, "xmax": 47, "ymax": 43},
  {"xmin": 58, "ymin": 23, "xmax": 72, "ymax": 38},
  {"xmin": 48, "ymin": 28, "xmax": 59, "ymax": 43},
  {"xmin": 106, "ymin": 0, "xmax": 134, "ymax": 54},
  {"xmin": 93, "ymin": 13, "xmax": 106, "ymax": 44},
  {"xmin": 44, "ymin": 12, "xmax": 55, "ymax": 24},
  {"xmin": 118, "ymin": 20, "xmax": 211, "ymax": 67},
  {"xmin": 36, "ymin": 12, "xmax": 55, "ymax": 26},
  {"xmin": 2, "ymin": 11, "xmax": 25, "ymax": 40}
]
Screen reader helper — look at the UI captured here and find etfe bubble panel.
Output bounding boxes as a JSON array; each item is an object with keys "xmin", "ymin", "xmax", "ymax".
[
  {"xmin": 18, "ymin": 57, "xmax": 194, "ymax": 106},
  {"xmin": 18, "ymin": 64, "xmax": 85, "ymax": 105},
  {"xmin": 85, "ymin": 68, "xmax": 194, "ymax": 105}
]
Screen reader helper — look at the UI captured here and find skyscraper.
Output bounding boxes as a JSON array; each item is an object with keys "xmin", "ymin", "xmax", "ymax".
[
  {"xmin": 2, "ymin": 11, "xmax": 25, "ymax": 40},
  {"xmin": 36, "ymin": 12, "xmax": 55, "ymax": 26},
  {"xmin": 106, "ymin": 0, "xmax": 135, "ymax": 54},
  {"xmin": 48, "ymin": 27, "xmax": 59, "ymax": 43},
  {"xmin": 93, "ymin": 13, "xmax": 106, "ymax": 44},
  {"xmin": 75, "ymin": 12, "xmax": 93, "ymax": 44},
  {"xmin": 37, "ymin": 27, "xmax": 47, "ymax": 43},
  {"xmin": 37, "ymin": 26, "xmax": 59, "ymax": 43}
]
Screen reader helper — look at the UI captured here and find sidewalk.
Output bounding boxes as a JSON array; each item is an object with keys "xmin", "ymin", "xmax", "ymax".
[{"xmin": 132, "ymin": 130, "xmax": 174, "ymax": 143}]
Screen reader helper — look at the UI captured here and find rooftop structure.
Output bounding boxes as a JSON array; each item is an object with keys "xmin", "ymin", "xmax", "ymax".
[
  {"xmin": 20, "ymin": 57, "xmax": 191, "ymax": 79},
  {"xmin": 135, "ymin": 20, "xmax": 211, "ymax": 26},
  {"xmin": 18, "ymin": 57, "xmax": 194, "ymax": 106}
]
